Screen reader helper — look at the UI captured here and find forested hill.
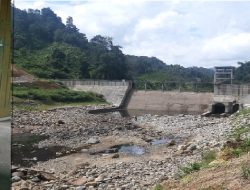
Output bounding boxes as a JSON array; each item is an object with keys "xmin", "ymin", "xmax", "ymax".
[{"xmin": 13, "ymin": 6, "xmax": 214, "ymax": 82}]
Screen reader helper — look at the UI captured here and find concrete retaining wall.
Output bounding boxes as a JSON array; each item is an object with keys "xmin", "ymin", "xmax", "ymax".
[
  {"xmin": 127, "ymin": 90, "xmax": 213, "ymax": 113},
  {"xmin": 61, "ymin": 80, "xmax": 131, "ymax": 107}
]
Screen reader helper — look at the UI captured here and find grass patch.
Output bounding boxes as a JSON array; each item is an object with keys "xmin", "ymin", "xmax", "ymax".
[
  {"xmin": 153, "ymin": 184, "xmax": 163, "ymax": 190},
  {"xmin": 220, "ymin": 108, "xmax": 250, "ymax": 160},
  {"xmin": 13, "ymin": 81, "xmax": 107, "ymax": 110},
  {"xmin": 178, "ymin": 150, "xmax": 217, "ymax": 178}
]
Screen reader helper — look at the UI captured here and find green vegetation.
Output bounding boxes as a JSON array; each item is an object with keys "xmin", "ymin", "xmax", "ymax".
[
  {"xmin": 235, "ymin": 61, "xmax": 250, "ymax": 83},
  {"xmin": 178, "ymin": 150, "xmax": 217, "ymax": 178},
  {"xmin": 13, "ymin": 81, "xmax": 106, "ymax": 110},
  {"xmin": 13, "ymin": 7, "xmax": 215, "ymax": 84},
  {"xmin": 13, "ymin": 85, "xmax": 103, "ymax": 103},
  {"xmin": 153, "ymin": 184, "xmax": 163, "ymax": 190},
  {"xmin": 219, "ymin": 108, "xmax": 250, "ymax": 159}
]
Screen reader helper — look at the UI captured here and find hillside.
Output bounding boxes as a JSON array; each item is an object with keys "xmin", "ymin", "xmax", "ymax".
[{"xmin": 13, "ymin": 7, "xmax": 214, "ymax": 83}]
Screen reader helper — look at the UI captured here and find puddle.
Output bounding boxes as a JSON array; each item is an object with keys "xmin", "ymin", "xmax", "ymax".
[
  {"xmin": 118, "ymin": 145, "xmax": 145, "ymax": 155},
  {"xmin": 113, "ymin": 144, "xmax": 145, "ymax": 155},
  {"xmin": 150, "ymin": 138, "xmax": 169, "ymax": 145},
  {"xmin": 12, "ymin": 133, "xmax": 70, "ymax": 167},
  {"xmin": 90, "ymin": 144, "xmax": 145, "ymax": 156}
]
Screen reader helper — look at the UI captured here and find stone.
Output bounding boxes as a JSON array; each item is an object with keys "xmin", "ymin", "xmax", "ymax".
[
  {"xmin": 12, "ymin": 176, "xmax": 21, "ymax": 182},
  {"xmin": 11, "ymin": 165, "xmax": 19, "ymax": 173},
  {"xmin": 112, "ymin": 153, "xmax": 119, "ymax": 159},
  {"xmin": 58, "ymin": 120, "xmax": 65, "ymax": 124},
  {"xmin": 37, "ymin": 172, "xmax": 56, "ymax": 181},
  {"xmin": 60, "ymin": 185, "xmax": 69, "ymax": 189},
  {"xmin": 80, "ymin": 149, "xmax": 89, "ymax": 153},
  {"xmin": 12, "ymin": 171, "xmax": 25, "ymax": 178},
  {"xmin": 31, "ymin": 177, "xmax": 41, "ymax": 183},
  {"xmin": 86, "ymin": 137, "xmax": 100, "ymax": 144},
  {"xmin": 75, "ymin": 186, "xmax": 86, "ymax": 190},
  {"xmin": 85, "ymin": 181, "xmax": 97, "ymax": 187},
  {"xmin": 70, "ymin": 176, "xmax": 88, "ymax": 186},
  {"xmin": 56, "ymin": 152, "xmax": 63, "ymax": 156},
  {"xmin": 19, "ymin": 181, "xmax": 29, "ymax": 190},
  {"xmin": 168, "ymin": 139, "xmax": 176, "ymax": 146},
  {"xmin": 95, "ymin": 174, "xmax": 105, "ymax": 182}
]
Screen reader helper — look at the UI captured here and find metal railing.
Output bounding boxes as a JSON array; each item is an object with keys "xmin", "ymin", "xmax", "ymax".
[{"xmin": 61, "ymin": 79, "xmax": 132, "ymax": 87}]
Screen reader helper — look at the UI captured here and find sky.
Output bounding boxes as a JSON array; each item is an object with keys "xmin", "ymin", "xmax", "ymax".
[{"xmin": 14, "ymin": 0, "xmax": 250, "ymax": 68}]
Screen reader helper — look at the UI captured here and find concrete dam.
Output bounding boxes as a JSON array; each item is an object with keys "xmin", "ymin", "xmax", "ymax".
[
  {"xmin": 127, "ymin": 90, "xmax": 213, "ymax": 114},
  {"xmin": 62, "ymin": 80, "xmax": 216, "ymax": 114}
]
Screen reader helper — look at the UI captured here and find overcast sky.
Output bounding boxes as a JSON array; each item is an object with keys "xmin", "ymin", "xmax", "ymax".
[{"xmin": 14, "ymin": 0, "xmax": 250, "ymax": 68}]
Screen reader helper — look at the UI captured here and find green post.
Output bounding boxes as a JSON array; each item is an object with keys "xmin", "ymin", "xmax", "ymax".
[{"xmin": 0, "ymin": 0, "xmax": 11, "ymax": 119}]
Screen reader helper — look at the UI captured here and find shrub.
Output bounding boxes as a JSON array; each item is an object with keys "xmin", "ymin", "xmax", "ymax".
[{"xmin": 202, "ymin": 150, "xmax": 216, "ymax": 164}]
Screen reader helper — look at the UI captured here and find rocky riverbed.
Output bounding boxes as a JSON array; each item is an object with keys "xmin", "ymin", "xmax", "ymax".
[{"xmin": 12, "ymin": 106, "xmax": 232, "ymax": 190}]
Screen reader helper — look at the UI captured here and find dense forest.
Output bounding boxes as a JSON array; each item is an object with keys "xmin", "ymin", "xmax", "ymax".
[{"xmin": 13, "ymin": 7, "xmax": 250, "ymax": 84}]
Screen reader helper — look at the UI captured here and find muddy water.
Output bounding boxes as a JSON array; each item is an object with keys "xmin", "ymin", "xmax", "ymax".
[{"xmin": 12, "ymin": 133, "xmax": 70, "ymax": 167}]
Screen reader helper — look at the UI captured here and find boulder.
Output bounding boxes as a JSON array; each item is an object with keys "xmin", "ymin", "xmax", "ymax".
[{"xmin": 86, "ymin": 137, "xmax": 100, "ymax": 144}]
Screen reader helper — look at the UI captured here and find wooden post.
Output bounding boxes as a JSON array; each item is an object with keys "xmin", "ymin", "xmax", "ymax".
[{"xmin": 0, "ymin": 0, "xmax": 11, "ymax": 119}]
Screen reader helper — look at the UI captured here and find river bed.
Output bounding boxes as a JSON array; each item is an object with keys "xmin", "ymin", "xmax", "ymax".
[{"xmin": 11, "ymin": 106, "xmax": 231, "ymax": 190}]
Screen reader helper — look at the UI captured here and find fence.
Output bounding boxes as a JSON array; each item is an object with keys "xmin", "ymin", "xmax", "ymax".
[
  {"xmin": 61, "ymin": 79, "xmax": 132, "ymax": 87},
  {"xmin": 133, "ymin": 81, "xmax": 214, "ymax": 92}
]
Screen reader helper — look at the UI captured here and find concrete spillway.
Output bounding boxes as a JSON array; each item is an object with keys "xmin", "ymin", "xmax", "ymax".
[
  {"xmin": 72, "ymin": 85, "xmax": 129, "ymax": 106},
  {"xmin": 127, "ymin": 90, "xmax": 213, "ymax": 113},
  {"xmin": 61, "ymin": 80, "xmax": 131, "ymax": 107}
]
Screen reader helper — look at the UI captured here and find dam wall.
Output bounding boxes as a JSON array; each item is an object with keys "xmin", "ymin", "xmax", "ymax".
[
  {"xmin": 214, "ymin": 84, "xmax": 250, "ymax": 98},
  {"xmin": 61, "ymin": 80, "xmax": 131, "ymax": 107},
  {"xmin": 127, "ymin": 90, "xmax": 213, "ymax": 113}
]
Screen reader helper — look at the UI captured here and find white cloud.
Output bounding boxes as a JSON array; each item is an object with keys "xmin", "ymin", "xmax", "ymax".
[
  {"xmin": 202, "ymin": 33, "xmax": 250, "ymax": 61},
  {"xmin": 14, "ymin": 0, "xmax": 250, "ymax": 68}
]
